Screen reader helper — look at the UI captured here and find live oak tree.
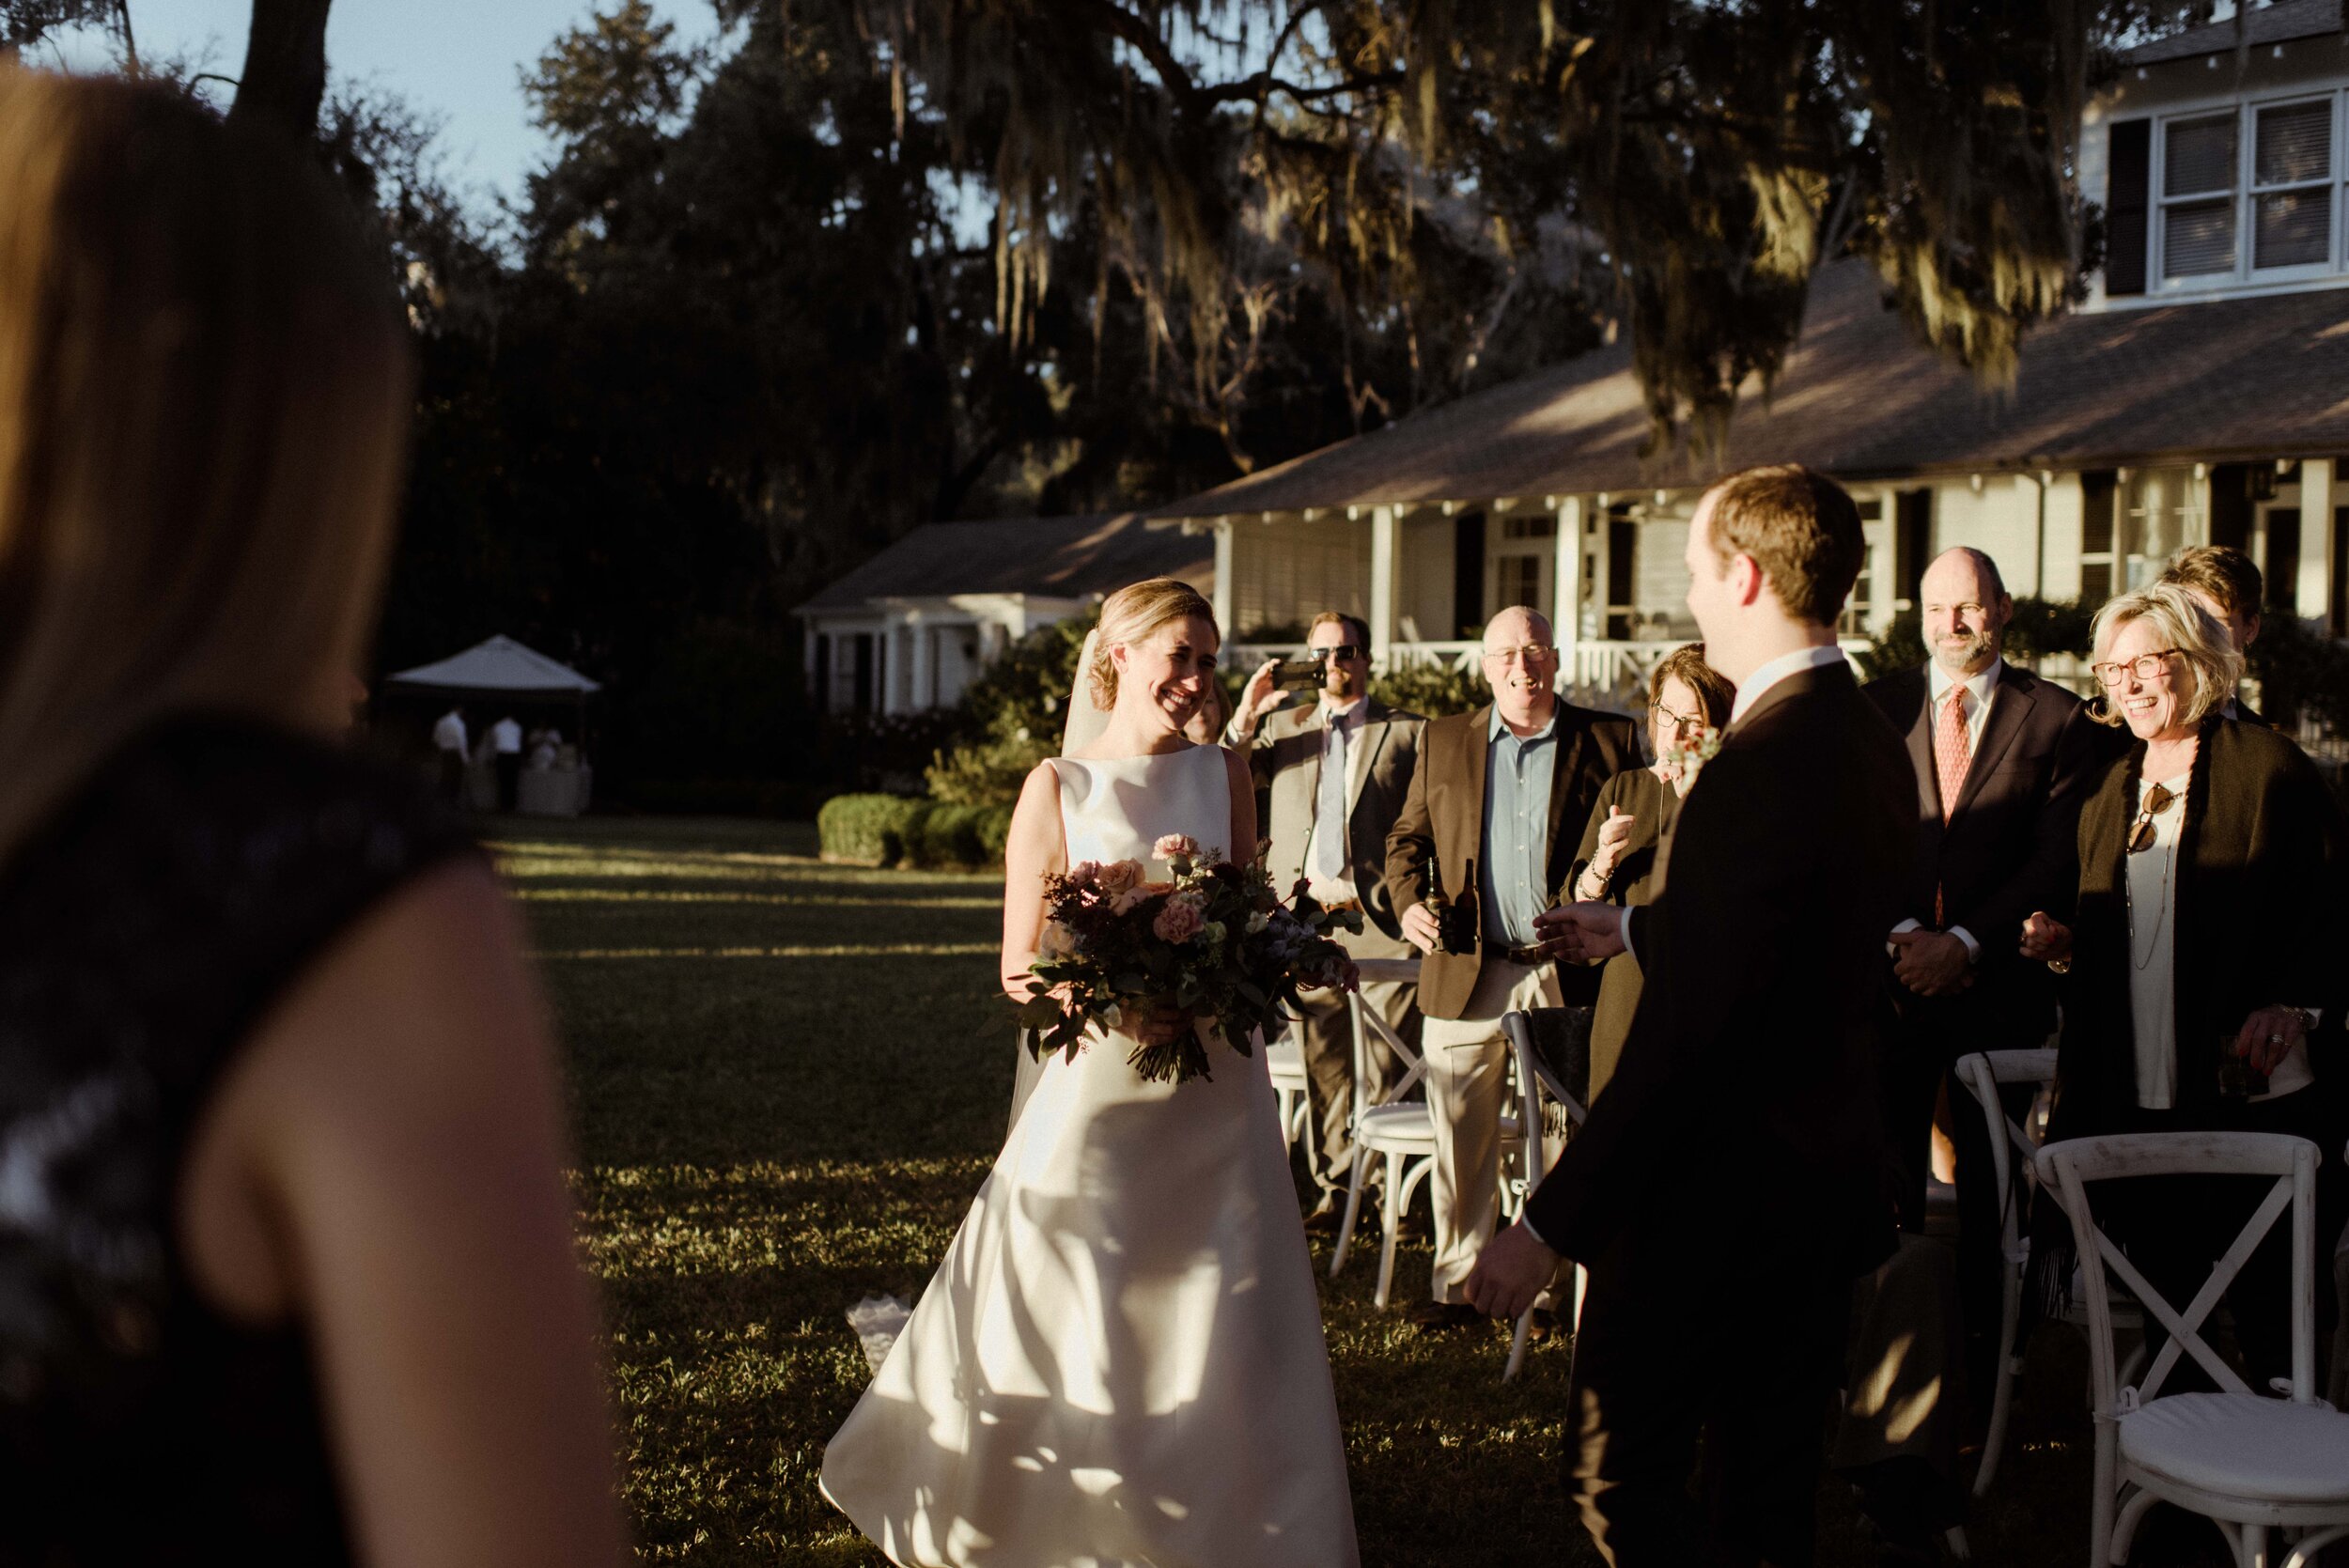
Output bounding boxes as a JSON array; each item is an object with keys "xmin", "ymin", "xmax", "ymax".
[
  {"xmin": 779, "ymin": 0, "xmax": 2290, "ymax": 449},
  {"xmin": 2, "ymin": 0, "xmax": 333, "ymax": 140}
]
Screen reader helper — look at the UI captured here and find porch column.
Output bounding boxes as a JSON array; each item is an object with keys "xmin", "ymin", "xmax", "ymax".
[
  {"xmin": 1552, "ymin": 496, "xmax": 1583, "ymax": 674},
  {"xmin": 1368, "ymin": 505, "xmax": 1399, "ymax": 667},
  {"xmin": 1211, "ymin": 523, "xmax": 1235, "ymax": 639},
  {"xmin": 909, "ymin": 620, "xmax": 935, "ymax": 710},
  {"xmin": 885, "ymin": 621, "xmax": 910, "ymax": 715},
  {"xmin": 2299, "ymin": 458, "xmax": 2334, "ymax": 627}
]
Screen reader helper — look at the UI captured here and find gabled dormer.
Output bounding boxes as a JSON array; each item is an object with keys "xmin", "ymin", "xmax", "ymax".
[{"xmin": 2084, "ymin": 0, "xmax": 2349, "ymax": 308}]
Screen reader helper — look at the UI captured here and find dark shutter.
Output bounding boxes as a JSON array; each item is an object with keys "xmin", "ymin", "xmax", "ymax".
[
  {"xmin": 2108, "ymin": 119, "xmax": 2152, "ymax": 297},
  {"xmin": 2266, "ymin": 509, "xmax": 2301, "ymax": 612},
  {"xmin": 1894, "ymin": 488, "xmax": 1933, "ymax": 607},
  {"xmin": 1453, "ymin": 510, "xmax": 1486, "ymax": 638},
  {"xmin": 814, "ymin": 634, "xmax": 832, "ymax": 714},
  {"xmin": 2211, "ymin": 462, "xmax": 2253, "ymax": 551}
]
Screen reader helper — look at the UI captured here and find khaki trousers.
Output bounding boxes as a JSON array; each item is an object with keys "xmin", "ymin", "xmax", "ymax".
[{"xmin": 1418, "ymin": 957, "xmax": 1562, "ymax": 1303}]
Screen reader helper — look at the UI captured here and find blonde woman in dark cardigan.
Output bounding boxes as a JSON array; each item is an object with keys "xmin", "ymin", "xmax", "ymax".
[{"xmin": 2020, "ymin": 582, "xmax": 2348, "ymax": 1385}]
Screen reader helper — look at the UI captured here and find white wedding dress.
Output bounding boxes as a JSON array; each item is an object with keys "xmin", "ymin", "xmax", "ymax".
[{"xmin": 822, "ymin": 742, "xmax": 1360, "ymax": 1568}]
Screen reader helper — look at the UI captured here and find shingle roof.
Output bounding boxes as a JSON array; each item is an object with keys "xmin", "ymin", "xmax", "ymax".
[
  {"xmin": 2122, "ymin": 0, "xmax": 2341, "ymax": 66},
  {"xmin": 796, "ymin": 513, "xmax": 1215, "ymax": 613},
  {"xmin": 1153, "ymin": 258, "xmax": 2349, "ymax": 518}
]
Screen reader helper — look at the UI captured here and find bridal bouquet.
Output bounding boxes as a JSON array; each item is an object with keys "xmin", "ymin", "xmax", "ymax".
[{"xmin": 1016, "ymin": 834, "xmax": 1363, "ymax": 1084}]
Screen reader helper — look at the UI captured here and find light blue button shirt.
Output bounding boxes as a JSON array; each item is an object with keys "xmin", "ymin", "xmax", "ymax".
[{"xmin": 1480, "ymin": 705, "xmax": 1558, "ymax": 950}]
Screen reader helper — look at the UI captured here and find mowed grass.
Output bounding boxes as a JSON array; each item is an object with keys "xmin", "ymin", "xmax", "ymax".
[{"xmin": 494, "ymin": 815, "xmax": 2181, "ymax": 1568}]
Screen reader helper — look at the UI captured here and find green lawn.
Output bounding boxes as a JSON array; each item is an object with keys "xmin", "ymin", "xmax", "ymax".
[{"xmin": 491, "ymin": 815, "xmax": 2211, "ymax": 1567}]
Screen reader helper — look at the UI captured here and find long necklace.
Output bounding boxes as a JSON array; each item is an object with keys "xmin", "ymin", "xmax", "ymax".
[{"xmin": 2128, "ymin": 775, "xmax": 2185, "ymax": 970}]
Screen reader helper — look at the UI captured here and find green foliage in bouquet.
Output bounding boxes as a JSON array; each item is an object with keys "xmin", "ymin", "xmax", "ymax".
[{"xmin": 1015, "ymin": 834, "xmax": 1363, "ymax": 1084}]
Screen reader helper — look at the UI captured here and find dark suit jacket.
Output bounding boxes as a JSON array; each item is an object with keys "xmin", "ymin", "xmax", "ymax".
[
  {"xmin": 1526, "ymin": 660, "xmax": 1911, "ymax": 1273},
  {"xmin": 1865, "ymin": 660, "xmax": 2099, "ymax": 1041},
  {"xmin": 2051, "ymin": 717, "xmax": 2349, "ymax": 1136},
  {"xmin": 1384, "ymin": 700, "xmax": 1640, "ymax": 1019},
  {"xmin": 1247, "ymin": 697, "xmax": 1425, "ymax": 955},
  {"xmin": 1563, "ymin": 765, "xmax": 1681, "ymax": 1101}
]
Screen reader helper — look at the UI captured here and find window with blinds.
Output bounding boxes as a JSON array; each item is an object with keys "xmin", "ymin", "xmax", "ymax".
[
  {"xmin": 2137, "ymin": 92, "xmax": 2345, "ymax": 291},
  {"xmin": 2253, "ymin": 98, "xmax": 2332, "ymax": 270},
  {"xmin": 2162, "ymin": 113, "xmax": 2238, "ymax": 278}
]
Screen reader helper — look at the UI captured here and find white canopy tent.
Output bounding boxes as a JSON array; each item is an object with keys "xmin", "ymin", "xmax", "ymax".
[
  {"xmin": 384, "ymin": 635, "xmax": 599, "ymax": 816},
  {"xmin": 383, "ymin": 634, "xmax": 602, "ymax": 699}
]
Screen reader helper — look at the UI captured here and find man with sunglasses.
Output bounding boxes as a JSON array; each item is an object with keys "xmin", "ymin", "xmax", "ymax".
[{"xmin": 1230, "ymin": 612, "xmax": 1427, "ymax": 1219}]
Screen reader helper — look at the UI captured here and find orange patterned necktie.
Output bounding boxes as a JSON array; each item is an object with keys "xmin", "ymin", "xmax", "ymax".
[
  {"xmin": 1935, "ymin": 683, "xmax": 1972, "ymax": 821},
  {"xmin": 1934, "ymin": 684, "xmax": 1972, "ymax": 924}
]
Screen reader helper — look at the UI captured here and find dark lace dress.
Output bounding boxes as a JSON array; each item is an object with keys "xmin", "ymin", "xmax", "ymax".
[{"xmin": 0, "ymin": 716, "xmax": 477, "ymax": 1562}]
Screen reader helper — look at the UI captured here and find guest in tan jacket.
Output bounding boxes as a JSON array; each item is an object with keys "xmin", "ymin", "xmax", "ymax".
[{"xmin": 1229, "ymin": 613, "xmax": 1425, "ymax": 1216}]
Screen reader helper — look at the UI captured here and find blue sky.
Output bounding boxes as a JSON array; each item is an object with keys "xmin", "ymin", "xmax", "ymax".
[{"xmin": 41, "ymin": 0, "xmax": 727, "ymax": 209}]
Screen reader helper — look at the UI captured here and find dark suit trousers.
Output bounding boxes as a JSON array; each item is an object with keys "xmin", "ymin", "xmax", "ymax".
[
  {"xmin": 1887, "ymin": 982, "xmax": 2044, "ymax": 1405},
  {"xmin": 1567, "ymin": 1188, "xmax": 1851, "ymax": 1567}
]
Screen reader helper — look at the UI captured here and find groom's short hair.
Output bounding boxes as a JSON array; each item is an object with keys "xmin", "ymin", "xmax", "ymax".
[{"xmin": 1701, "ymin": 464, "xmax": 1864, "ymax": 628}]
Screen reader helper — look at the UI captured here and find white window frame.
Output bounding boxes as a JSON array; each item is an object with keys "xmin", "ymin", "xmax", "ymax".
[
  {"xmin": 1486, "ymin": 513, "xmax": 1555, "ymax": 619},
  {"xmin": 2151, "ymin": 85, "xmax": 2347, "ymax": 296}
]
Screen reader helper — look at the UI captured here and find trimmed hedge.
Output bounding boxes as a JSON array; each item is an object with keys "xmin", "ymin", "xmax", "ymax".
[{"xmin": 817, "ymin": 793, "xmax": 1013, "ymax": 868}]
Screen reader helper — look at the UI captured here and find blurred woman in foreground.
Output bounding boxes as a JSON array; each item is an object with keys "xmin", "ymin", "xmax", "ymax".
[{"xmin": 0, "ymin": 72, "xmax": 621, "ymax": 1563}]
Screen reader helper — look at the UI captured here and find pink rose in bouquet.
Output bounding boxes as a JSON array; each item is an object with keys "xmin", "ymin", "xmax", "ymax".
[
  {"xmin": 1094, "ymin": 859, "xmax": 1144, "ymax": 896},
  {"xmin": 1152, "ymin": 891, "xmax": 1206, "ymax": 944}
]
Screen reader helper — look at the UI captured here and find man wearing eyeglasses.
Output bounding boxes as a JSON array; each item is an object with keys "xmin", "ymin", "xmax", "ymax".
[
  {"xmin": 1381, "ymin": 604, "xmax": 1639, "ymax": 1331},
  {"xmin": 1229, "ymin": 612, "xmax": 1428, "ymax": 1219},
  {"xmin": 1855, "ymin": 545, "xmax": 2099, "ymax": 1550}
]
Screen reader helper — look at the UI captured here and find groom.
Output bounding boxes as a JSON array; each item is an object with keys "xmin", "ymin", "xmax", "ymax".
[{"xmin": 1465, "ymin": 465, "xmax": 1910, "ymax": 1566}]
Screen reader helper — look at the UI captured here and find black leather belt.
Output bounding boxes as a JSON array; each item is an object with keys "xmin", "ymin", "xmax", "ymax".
[{"xmin": 1494, "ymin": 944, "xmax": 1551, "ymax": 967}]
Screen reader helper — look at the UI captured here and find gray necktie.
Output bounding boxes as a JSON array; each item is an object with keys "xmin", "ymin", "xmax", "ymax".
[{"xmin": 1313, "ymin": 711, "xmax": 1349, "ymax": 886}]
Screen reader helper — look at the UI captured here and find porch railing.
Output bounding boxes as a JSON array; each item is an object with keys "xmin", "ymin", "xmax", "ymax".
[{"xmin": 1228, "ymin": 638, "xmax": 1872, "ymax": 705}]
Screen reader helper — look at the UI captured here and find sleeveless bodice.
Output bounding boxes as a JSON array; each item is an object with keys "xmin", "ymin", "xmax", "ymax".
[
  {"xmin": 1050, "ymin": 743, "xmax": 1232, "ymax": 869},
  {"xmin": 0, "ymin": 716, "xmax": 476, "ymax": 1563}
]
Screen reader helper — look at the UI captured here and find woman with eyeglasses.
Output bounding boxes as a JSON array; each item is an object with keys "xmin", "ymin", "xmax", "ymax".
[
  {"xmin": 2019, "ymin": 582, "xmax": 2346, "ymax": 1384},
  {"xmin": 1563, "ymin": 644, "xmax": 1735, "ymax": 1101}
]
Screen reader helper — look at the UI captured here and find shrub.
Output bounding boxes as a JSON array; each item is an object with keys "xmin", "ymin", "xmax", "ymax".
[
  {"xmin": 2248, "ymin": 608, "xmax": 2349, "ymax": 731},
  {"xmin": 817, "ymin": 793, "xmax": 932, "ymax": 865},
  {"xmin": 917, "ymin": 803, "xmax": 992, "ymax": 868},
  {"xmin": 1372, "ymin": 660, "xmax": 1486, "ymax": 718},
  {"xmin": 926, "ymin": 730, "xmax": 1053, "ymax": 806}
]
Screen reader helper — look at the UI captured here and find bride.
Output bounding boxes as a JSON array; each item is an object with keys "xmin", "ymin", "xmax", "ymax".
[{"xmin": 821, "ymin": 578, "xmax": 1360, "ymax": 1567}]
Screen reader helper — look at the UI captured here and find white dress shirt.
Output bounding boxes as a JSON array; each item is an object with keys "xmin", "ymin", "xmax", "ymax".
[{"xmin": 1888, "ymin": 658, "xmax": 2005, "ymax": 963}]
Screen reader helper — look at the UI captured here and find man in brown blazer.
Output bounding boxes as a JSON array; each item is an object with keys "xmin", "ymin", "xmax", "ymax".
[
  {"xmin": 1383, "ymin": 605, "xmax": 1639, "ymax": 1329},
  {"xmin": 1229, "ymin": 612, "xmax": 1426, "ymax": 1210}
]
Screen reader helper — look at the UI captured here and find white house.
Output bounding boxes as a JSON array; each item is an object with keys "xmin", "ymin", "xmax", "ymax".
[
  {"xmin": 1149, "ymin": 2, "xmax": 2349, "ymax": 696},
  {"xmin": 796, "ymin": 513, "xmax": 1213, "ymax": 715},
  {"xmin": 801, "ymin": 3, "xmax": 2349, "ymax": 712}
]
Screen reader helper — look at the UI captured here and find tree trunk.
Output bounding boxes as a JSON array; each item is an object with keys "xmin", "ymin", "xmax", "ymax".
[{"xmin": 227, "ymin": 0, "xmax": 332, "ymax": 143}]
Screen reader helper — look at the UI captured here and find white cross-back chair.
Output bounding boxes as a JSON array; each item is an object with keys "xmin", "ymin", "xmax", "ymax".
[
  {"xmin": 2034, "ymin": 1131, "xmax": 2349, "ymax": 1568},
  {"xmin": 1329, "ymin": 959, "xmax": 1522, "ymax": 1310},
  {"xmin": 1266, "ymin": 1025, "xmax": 1316, "ymax": 1181},
  {"xmin": 1957, "ymin": 1048, "xmax": 2149, "ymax": 1500},
  {"xmin": 1500, "ymin": 1007, "xmax": 1590, "ymax": 1382}
]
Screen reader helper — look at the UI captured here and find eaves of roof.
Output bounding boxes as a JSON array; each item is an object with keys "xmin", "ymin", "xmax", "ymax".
[{"xmin": 1152, "ymin": 259, "xmax": 2349, "ymax": 519}]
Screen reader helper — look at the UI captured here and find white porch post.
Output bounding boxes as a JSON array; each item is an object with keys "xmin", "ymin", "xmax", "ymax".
[
  {"xmin": 2299, "ymin": 458, "xmax": 2334, "ymax": 628},
  {"xmin": 1588, "ymin": 498, "xmax": 1612, "ymax": 641},
  {"xmin": 1211, "ymin": 522, "xmax": 1236, "ymax": 639},
  {"xmin": 885, "ymin": 620, "xmax": 909, "ymax": 715},
  {"xmin": 909, "ymin": 619, "xmax": 935, "ymax": 710},
  {"xmin": 1368, "ymin": 505, "xmax": 1399, "ymax": 667},
  {"xmin": 1553, "ymin": 496, "xmax": 1583, "ymax": 673}
]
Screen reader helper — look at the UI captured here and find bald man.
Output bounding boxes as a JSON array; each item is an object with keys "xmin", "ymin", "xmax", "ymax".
[{"xmin": 1383, "ymin": 606, "xmax": 1638, "ymax": 1330}]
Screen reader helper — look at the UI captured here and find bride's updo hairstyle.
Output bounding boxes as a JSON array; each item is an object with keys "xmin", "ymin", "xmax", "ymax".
[
  {"xmin": 0, "ymin": 71, "xmax": 411, "ymax": 855},
  {"xmin": 1086, "ymin": 577, "xmax": 1217, "ymax": 712}
]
